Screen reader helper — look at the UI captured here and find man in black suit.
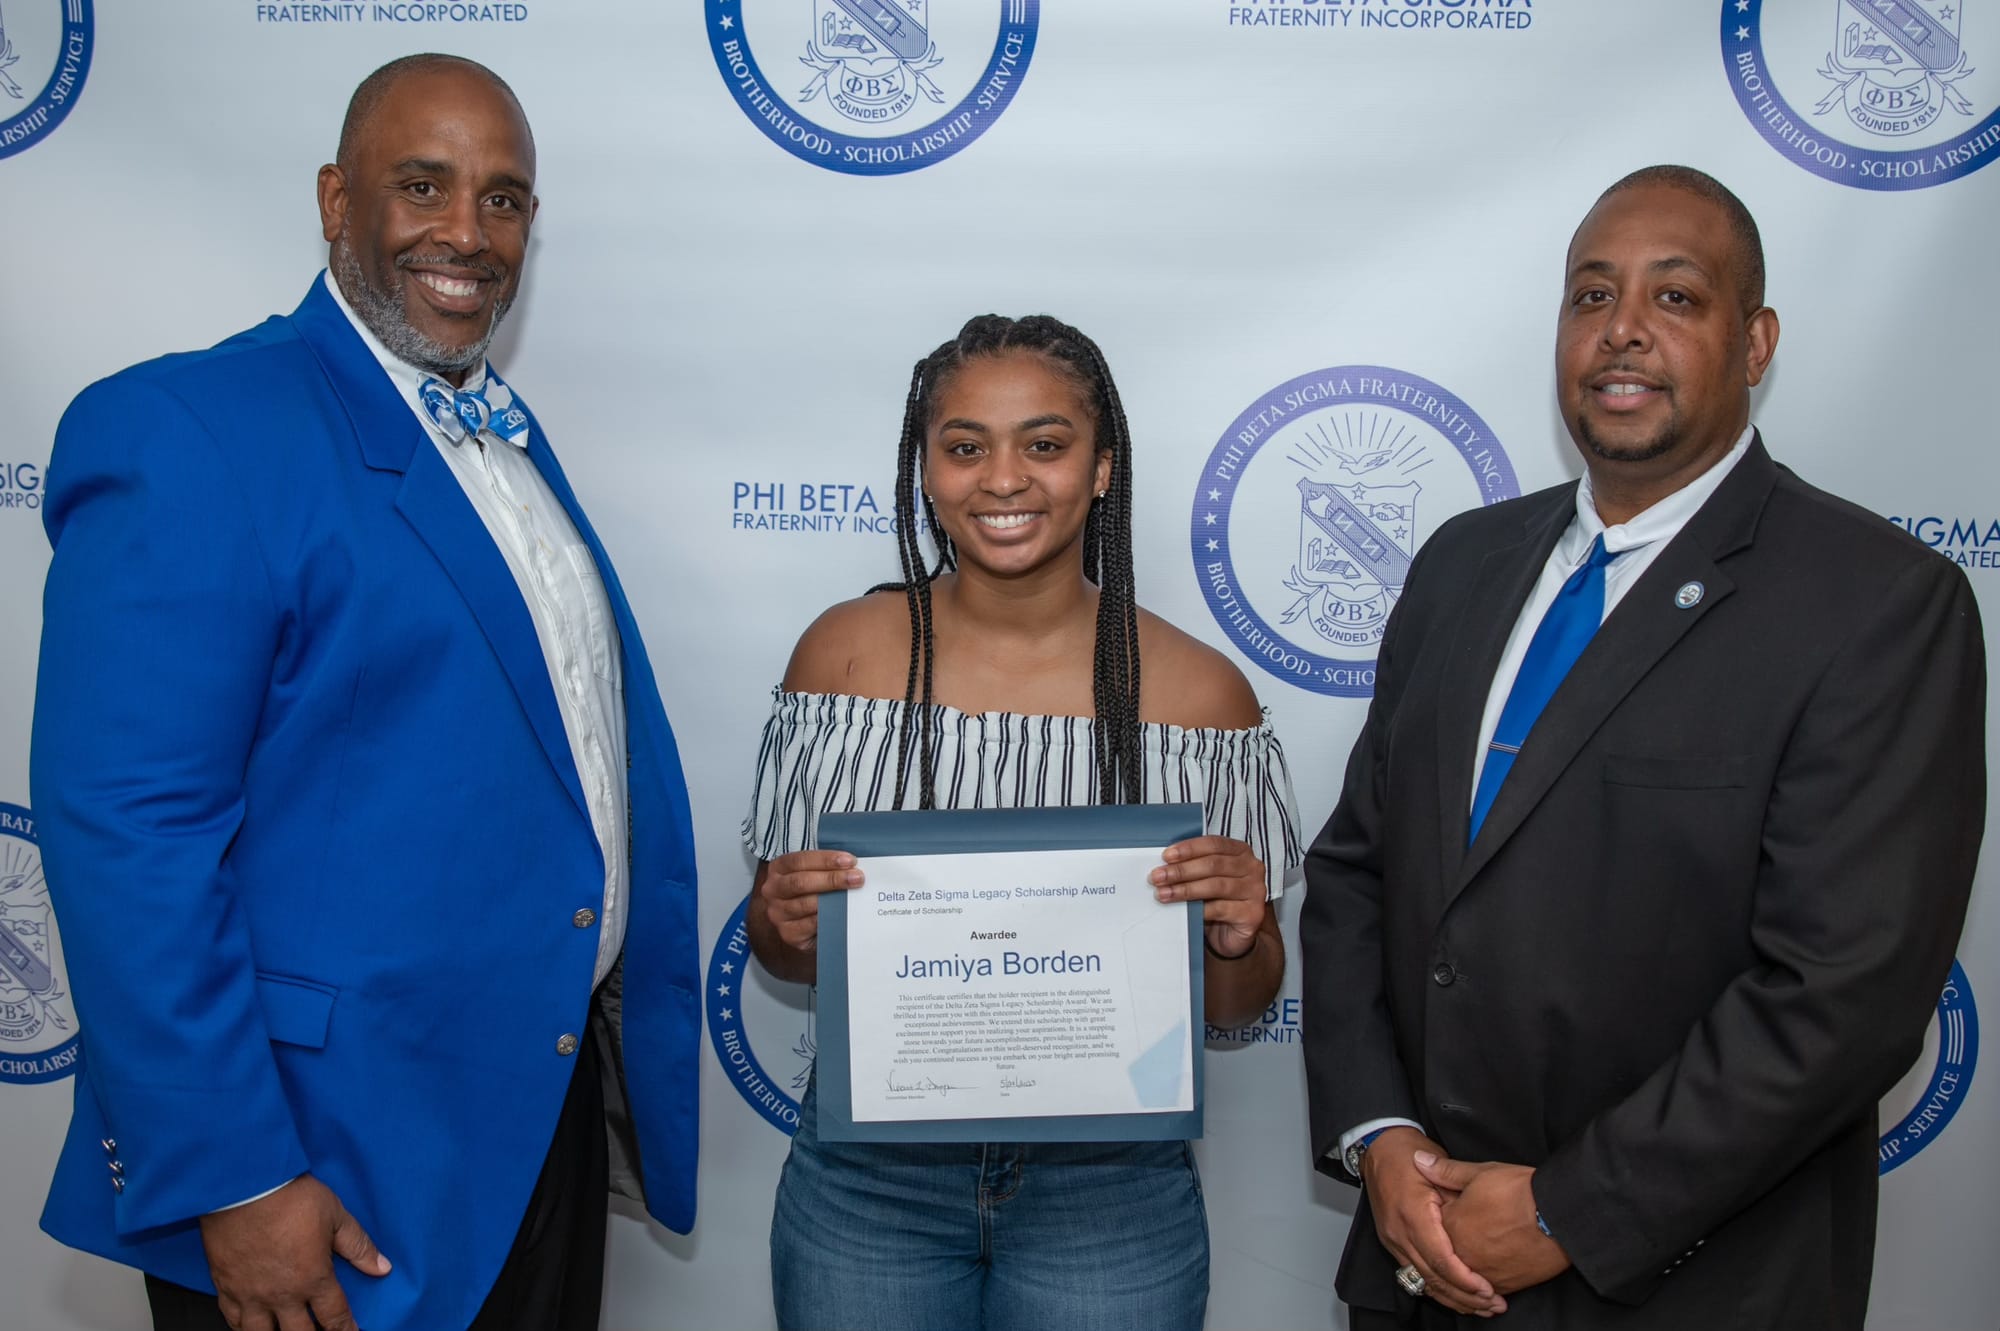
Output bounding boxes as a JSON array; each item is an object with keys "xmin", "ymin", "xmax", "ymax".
[{"xmin": 1300, "ymin": 165, "xmax": 1985, "ymax": 1329}]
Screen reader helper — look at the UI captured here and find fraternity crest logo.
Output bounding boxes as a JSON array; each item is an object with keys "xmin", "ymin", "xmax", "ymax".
[
  {"xmin": 0, "ymin": 803, "xmax": 80, "ymax": 1085},
  {"xmin": 707, "ymin": 0, "xmax": 1038, "ymax": 175},
  {"xmin": 800, "ymin": 0, "xmax": 942, "ymax": 123},
  {"xmin": 706, "ymin": 894, "xmax": 812, "ymax": 1134},
  {"xmin": 1192, "ymin": 367, "xmax": 1517, "ymax": 698},
  {"xmin": 1878, "ymin": 958, "xmax": 1978, "ymax": 1174},
  {"xmin": 1724, "ymin": 0, "xmax": 2000, "ymax": 188},
  {"xmin": 0, "ymin": 0, "xmax": 92, "ymax": 161}
]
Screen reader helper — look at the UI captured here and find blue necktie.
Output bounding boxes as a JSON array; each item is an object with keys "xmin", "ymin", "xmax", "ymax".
[
  {"xmin": 418, "ymin": 372, "xmax": 531, "ymax": 448},
  {"xmin": 1467, "ymin": 534, "xmax": 1618, "ymax": 843}
]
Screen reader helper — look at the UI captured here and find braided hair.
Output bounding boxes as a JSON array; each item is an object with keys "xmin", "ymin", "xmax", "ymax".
[{"xmin": 874, "ymin": 314, "xmax": 1143, "ymax": 811}]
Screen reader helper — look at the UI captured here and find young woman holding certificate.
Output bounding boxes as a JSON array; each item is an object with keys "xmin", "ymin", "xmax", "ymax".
[{"xmin": 743, "ymin": 314, "xmax": 1303, "ymax": 1331}]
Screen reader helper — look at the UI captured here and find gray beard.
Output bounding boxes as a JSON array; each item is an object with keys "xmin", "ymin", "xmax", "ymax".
[{"xmin": 331, "ymin": 235, "xmax": 511, "ymax": 377}]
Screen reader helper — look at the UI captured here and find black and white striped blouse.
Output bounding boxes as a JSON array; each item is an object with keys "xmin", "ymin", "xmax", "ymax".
[{"xmin": 741, "ymin": 689, "xmax": 1304, "ymax": 898}]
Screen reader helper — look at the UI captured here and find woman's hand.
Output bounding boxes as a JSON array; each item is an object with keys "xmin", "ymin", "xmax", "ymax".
[
  {"xmin": 1150, "ymin": 835, "xmax": 1266, "ymax": 958},
  {"xmin": 747, "ymin": 850, "xmax": 865, "ymax": 984},
  {"xmin": 1152, "ymin": 835, "xmax": 1284, "ymax": 1028}
]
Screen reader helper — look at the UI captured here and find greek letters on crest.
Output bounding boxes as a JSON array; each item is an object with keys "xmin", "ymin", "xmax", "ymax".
[
  {"xmin": 800, "ymin": 0, "xmax": 945, "ymax": 125},
  {"xmin": 1817, "ymin": 0, "xmax": 1976, "ymax": 135}
]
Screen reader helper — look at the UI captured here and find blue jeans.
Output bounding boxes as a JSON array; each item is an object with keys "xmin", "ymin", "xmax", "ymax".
[{"xmin": 771, "ymin": 1083, "xmax": 1210, "ymax": 1331}]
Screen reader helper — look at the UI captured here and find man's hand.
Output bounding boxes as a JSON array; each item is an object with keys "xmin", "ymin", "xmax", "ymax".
[
  {"xmin": 198, "ymin": 1174, "xmax": 390, "ymax": 1331},
  {"xmin": 1416, "ymin": 1154, "xmax": 1571, "ymax": 1297},
  {"xmin": 1362, "ymin": 1129, "xmax": 1505, "ymax": 1317}
]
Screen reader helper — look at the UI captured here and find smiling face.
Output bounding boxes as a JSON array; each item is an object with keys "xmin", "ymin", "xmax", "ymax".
[
  {"xmin": 1556, "ymin": 182, "xmax": 1778, "ymax": 507},
  {"xmin": 924, "ymin": 351, "xmax": 1113, "ymax": 581},
  {"xmin": 318, "ymin": 65, "xmax": 537, "ymax": 383}
]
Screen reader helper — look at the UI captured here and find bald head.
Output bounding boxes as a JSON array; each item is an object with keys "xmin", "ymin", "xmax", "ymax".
[
  {"xmin": 335, "ymin": 53, "xmax": 529, "ymax": 174},
  {"xmin": 1588, "ymin": 165, "xmax": 1766, "ymax": 313}
]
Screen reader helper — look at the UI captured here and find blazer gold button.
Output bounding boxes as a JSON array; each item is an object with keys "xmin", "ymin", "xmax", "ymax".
[
  {"xmin": 1432, "ymin": 963, "xmax": 1457, "ymax": 987},
  {"xmin": 556, "ymin": 1033, "xmax": 579, "ymax": 1056},
  {"xmin": 111, "ymin": 1176, "xmax": 125, "ymax": 1194},
  {"xmin": 573, "ymin": 907, "xmax": 597, "ymax": 928}
]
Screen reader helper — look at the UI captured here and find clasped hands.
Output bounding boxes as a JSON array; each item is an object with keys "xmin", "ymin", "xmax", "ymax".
[{"xmin": 1362, "ymin": 1127, "xmax": 1570, "ymax": 1318}]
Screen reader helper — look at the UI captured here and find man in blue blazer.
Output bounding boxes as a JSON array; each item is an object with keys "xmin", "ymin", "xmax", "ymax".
[{"xmin": 31, "ymin": 54, "xmax": 699, "ymax": 1331}]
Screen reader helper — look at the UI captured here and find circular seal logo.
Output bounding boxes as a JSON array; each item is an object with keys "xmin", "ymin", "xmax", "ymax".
[
  {"xmin": 0, "ymin": 0, "xmax": 94, "ymax": 163},
  {"xmin": 1723, "ymin": 0, "xmax": 2000, "ymax": 189},
  {"xmin": 705, "ymin": 0, "xmax": 1038, "ymax": 176},
  {"xmin": 0, "ymin": 802, "xmax": 80, "ymax": 1085},
  {"xmin": 1191, "ymin": 366, "xmax": 1518, "ymax": 698},
  {"xmin": 1878, "ymin": 957, "xmax": 1978, "ymax": 1174},
  {"xmin": 705, "ymin": 894, "xmax": 814, "ymax": 1134}
]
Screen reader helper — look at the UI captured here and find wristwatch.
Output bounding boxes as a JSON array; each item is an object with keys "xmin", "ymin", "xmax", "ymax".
[{"xmin": 1344, "ymin": 1127, "xmax": 1389, "ymax": 1179}]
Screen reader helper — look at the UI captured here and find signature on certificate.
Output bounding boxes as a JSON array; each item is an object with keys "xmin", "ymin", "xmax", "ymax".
[{"xmin": 884, "ymin": 1073, "xmax": 978, "ymax": 1098}]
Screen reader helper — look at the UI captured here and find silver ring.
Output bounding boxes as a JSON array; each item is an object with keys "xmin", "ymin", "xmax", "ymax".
[{"xmin": 1395, "ymin": 1263, "xmax": 1427, "ymax": 1297}]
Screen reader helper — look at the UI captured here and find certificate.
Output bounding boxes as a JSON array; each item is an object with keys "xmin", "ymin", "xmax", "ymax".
[{"xmin": 815, "ymin": 804, "xmax": 1205, "ymax": 1143}]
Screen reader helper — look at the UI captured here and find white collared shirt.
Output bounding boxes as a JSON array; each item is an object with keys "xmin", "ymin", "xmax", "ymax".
[
  {"xmin": 324, "ymin": 273, "xmax": 629, "ymax": 988},
  {"xmin": 1336, "ymin": 426, "xmax": 1755, "ymax": 1170}
]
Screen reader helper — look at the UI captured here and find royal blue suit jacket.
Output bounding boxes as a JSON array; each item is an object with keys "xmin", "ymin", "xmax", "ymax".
[{"xmin": 31, "ymin": 278, "xmax": 700, "ymax": 1331}]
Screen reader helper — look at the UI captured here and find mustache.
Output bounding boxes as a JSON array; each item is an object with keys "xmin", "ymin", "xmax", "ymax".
[{"xmin": 395, "ymin": 254, "xmax": 505, "ymax": 281}]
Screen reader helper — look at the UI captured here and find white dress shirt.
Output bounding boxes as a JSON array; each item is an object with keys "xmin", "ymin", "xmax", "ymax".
[
  {"xmin": 325, "ymin": 274, "xmax": 629, "ymax": 987},
  {"xmin": 1338, "ymin": 427, "xmax": 1756, "ymax": 1171}
]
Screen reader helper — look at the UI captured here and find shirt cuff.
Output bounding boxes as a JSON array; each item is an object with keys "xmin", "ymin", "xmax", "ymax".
[
  {"xmin": 212, "ymin": 1175, "xmax": 300, "ymax": 1213},
  {"xmin": 1335, "ymin": 1117, "xmax": 1427, "ymax": 1177}
]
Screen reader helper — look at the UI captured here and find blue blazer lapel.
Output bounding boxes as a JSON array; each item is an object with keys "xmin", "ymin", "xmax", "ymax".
[{"xmin": 287, "ymin": 277, "xmax": 591, "ymax": 826}]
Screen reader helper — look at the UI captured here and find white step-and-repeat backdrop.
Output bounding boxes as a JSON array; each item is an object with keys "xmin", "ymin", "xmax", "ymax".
[{"xmin": 1, "ymin": 3, "xmax": 1992, "ymax": 1328}]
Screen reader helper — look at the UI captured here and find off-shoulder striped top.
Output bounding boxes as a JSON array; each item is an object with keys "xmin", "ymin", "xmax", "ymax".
[{"xmin": 741, "ymin": 689, "xmax": 1304, "ymax": 898}]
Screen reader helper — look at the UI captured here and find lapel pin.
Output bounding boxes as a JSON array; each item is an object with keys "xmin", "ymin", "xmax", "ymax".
[{"xmin": 1674, "ymin": 581, "xmax": 1705, "ymax": 610}]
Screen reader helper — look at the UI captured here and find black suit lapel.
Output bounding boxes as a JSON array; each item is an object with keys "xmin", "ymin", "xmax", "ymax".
[
  {"xmin": 1433, "ymin": 496, "xmax": 1570, "ymax": 890},
  {"xmin": 1452, "ymin": 438, "xmax": 1779, "ymax": 897}
]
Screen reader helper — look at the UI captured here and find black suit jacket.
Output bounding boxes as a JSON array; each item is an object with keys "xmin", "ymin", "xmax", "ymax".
[{"xmin": 1300, "ymin": 438, "xmax": 1985, "ymax": 1330}]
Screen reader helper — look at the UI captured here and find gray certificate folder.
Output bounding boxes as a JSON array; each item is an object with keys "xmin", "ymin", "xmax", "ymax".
[{"xmin": 816, "ymin": 803, "xmax": 1205, "ymax": 1143}]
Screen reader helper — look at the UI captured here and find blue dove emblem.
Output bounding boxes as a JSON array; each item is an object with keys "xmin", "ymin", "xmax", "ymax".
[{"xmin": 0, "ymin": 1, "xmax": 25, "ymax": 101}]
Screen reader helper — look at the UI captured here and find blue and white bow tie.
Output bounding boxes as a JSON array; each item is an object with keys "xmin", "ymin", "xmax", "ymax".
[{"xmin": 418, "ymin": 372, "xmax": 532, "ymax": 448}]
